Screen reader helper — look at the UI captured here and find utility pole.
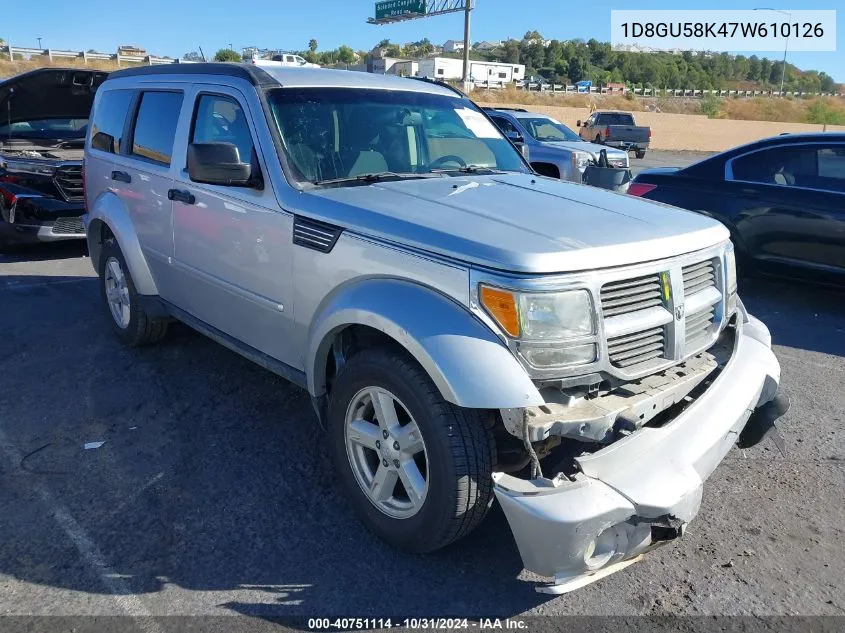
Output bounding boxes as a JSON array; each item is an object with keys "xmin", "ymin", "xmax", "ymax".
[
  {"xmin": 37, "ymin": 37, "xmax": 42, "ymax": 49},
  {"xmin": 753, "ymin": 8, "xmax": 792, "ymax": 94},
  {"xmin": 462, "ymin": 0, "xmax": 472, "ymax": 85}
]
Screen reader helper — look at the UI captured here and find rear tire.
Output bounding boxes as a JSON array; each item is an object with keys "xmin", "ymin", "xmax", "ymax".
[
  {"xmin": 99, "ymin": 238, "xmax": 168, "ymax": 347},
  {"xmin": 327, "ymin": 347, "xmax": 496, "ymax": 554},
  {"xmin": 636, "ymin": 150, "xmax": 646, "ymax": 159}
]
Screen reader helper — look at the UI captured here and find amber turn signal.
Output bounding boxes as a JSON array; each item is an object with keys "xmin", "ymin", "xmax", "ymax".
[{"xmin": 480, "ymin": 285, "xmax": 520, "ymax": 337}]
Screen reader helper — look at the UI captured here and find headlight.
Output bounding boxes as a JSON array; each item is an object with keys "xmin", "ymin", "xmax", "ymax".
[
  {"xmin": 573, "ymin": 151, "xmax": 592, "ymax": 170},
  {"xmin": 480, "ymin": 285, "xmax": 597, "ymax": 369},
  {"xmin": 3, "ymin": 159, "xmax": 56, "ymax": 177},
  {"xmin": 725, "ymin": 244, "xmax": 738, "ymax": 315}
]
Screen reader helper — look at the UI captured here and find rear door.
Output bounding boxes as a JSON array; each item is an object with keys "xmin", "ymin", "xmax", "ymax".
[
  {"xmin": 170, "ymin": 84, "xmax": 296, "ymax": 366},
  {"xmin": 99, "ymin": 88, "xmax": 185, "ymax": 289},
  {"xmin": 726, "ymin": 142, "xmax": 845, "ymax": 276}
]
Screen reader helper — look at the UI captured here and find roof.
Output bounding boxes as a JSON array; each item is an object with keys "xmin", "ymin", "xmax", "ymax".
[{"xmin": 105, "ymin": 63, "xmax": 461, "ymax": 97}]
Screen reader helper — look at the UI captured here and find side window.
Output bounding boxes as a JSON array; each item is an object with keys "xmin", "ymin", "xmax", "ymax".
[
  {"xmin": 732, "ymin": 144, "xmax": 845, "ymax": 191},
  {"xmin": 90, "ymin": 90, "xmax": 133, "ymax": 153},
  {"xmin": 437, "ymin": 68, "xmax": 444, "ymax": 76},
  {"xmin": 816, "ymin": 147, "xmax": 845, "ymax": 192},
  {"xmin": 131, "ymin": 91, "xmax": 183, "ymax": 165},
  {"xmin": 490, "ymin": 116, "xmax": 518, "ymax": 136},
  {"xmin": 191, "ymin": 94, "xmax": 255, "ymax": 167},
  {"xmin": 285, "ymin": 55, "xmax": 295, "ymax": 63}
]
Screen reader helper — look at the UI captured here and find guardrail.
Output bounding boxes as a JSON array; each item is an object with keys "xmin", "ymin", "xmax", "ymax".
[
  {"xmin": 509, "ymin": 81, "xmax": 842, "ymax": 98},
  {"xmin": 0, "ymin": 45, "xmax": 187, "ymax": 66}
]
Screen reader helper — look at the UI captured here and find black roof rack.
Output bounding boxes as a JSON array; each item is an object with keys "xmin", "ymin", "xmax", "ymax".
[
  {"xmin": 106, "ymin": 62, "xmax": 277, "ymax": 86},
  {"xmin": 482, "ymin": 106, "xmax": 527, "ymax": 112},
  {"xmin": 407, "ymin": 76, "xmax": 468, "ymax": 98}
]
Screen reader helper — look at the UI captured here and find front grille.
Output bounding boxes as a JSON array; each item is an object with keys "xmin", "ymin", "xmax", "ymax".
[
  {"xmin": 54, "ymin": 165, "xmax": 84, "ymax": 201},
  {"xmin": 682, "ymin": 259, "xmax": 716, "ymax": 296},
  {"xmin": 600, "ymin": 256, "xmax": 723, "ymax": 374},
  {"xmin": 599, "ymin": 273, "xmax": 662, "ymax": 317},
  {"xmin": 607, "ymin": 325, "xmax": 666, "ymax": 368},
  {"xmin": 685, "ymin": 306, "xmax": 716, "ymax": 353},
  {"xmin": 52, "ymin": 217, "xmax": 85, "ymax": 235}
]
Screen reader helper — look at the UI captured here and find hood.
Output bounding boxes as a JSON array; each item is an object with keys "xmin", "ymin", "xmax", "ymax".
[
  {"xmin": 0, "ymin": 68, "xmax": 107, "ymax": 125},
  {"xmin": 304, "ymin": 172, "xmax": 728, "ymax": 274},
  {"xmin": 541, "ymin": 139, "xmax": 628, "ymax": 158}
]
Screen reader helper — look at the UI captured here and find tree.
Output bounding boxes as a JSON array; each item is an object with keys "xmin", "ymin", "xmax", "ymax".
[
  {"xmin": 183, "ymin": 51, "xmax": 203, "ymax": 62},
  {"xmin": 309, "ymin": 39, "xmax": 318, "ymax": 53},
  {"xmin": 214, "ymin": 48, "xmax": 241, "ymax": 62},
  {"xmin": 336, "ymin": 45, "xmax": 356, "ymax": 64},
  {"xmin": 87, "ymin": 48, "xmax": 98, "ymax": 54}
]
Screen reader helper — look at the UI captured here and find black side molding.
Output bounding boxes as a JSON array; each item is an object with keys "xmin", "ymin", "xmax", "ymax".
[{"xmin": 293, "ymin": 216, "xmax": 342, "ymax": 253}]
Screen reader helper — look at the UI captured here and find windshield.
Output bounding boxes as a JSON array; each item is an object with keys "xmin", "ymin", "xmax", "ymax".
[
  {"xmin": 267, "ymin": 87, "xmax": 529, "ymax": 185},
  {"xmin": 0, "ymin": 118, "xmax": 88, "ymax": 140},
  {"xmin": 519, "ymin": 117, "xmax": 581, "ymax": 142}
]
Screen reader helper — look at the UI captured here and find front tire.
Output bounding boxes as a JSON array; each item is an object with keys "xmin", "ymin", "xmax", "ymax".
[
  {"xmin": 636, "ymin": 150, "xmax": 646, "ymax": 159},
  {"xmin": 99, "ymin": 238, "xmax": 168, "ymax": 346},
  {"xmin": 595, "ymin": 134, "xmax": 603, "ymax": 144},
  {"xmin": 327, "ymin": 347, "xmax": 496, "ymax": 553}
]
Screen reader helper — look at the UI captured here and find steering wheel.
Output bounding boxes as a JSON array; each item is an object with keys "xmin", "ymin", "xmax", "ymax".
[{"xmin": 429, "ymin": 154, "xmax": 467, "ymax": 169}]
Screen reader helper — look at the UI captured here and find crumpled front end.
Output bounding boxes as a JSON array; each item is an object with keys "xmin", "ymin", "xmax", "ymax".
[{"xmin": 493, "ymin": 308, "xmax": 780, "ymax": 593}]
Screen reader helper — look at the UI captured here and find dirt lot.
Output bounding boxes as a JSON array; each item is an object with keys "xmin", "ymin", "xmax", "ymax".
[
  {"xmin": 0, "ymin": 164, "xmax": 843, "ymax": 624},
  {"xmin": 477, "ymin": 102, "xmax": 845, "ymax": 152}
]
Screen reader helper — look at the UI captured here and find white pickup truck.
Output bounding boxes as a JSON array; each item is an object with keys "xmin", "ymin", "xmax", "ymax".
[{"xmin": 248, "ymin": 53, "xmax": 320, "ymax": 68}]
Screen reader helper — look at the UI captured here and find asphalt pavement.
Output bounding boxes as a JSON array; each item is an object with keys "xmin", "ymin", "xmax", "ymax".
[{"xmin": 0, "ymin": 155, "xmax": 843, "ymax": 624}]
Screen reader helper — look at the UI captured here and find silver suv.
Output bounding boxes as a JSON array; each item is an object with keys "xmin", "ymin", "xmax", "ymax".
[{"xmin": 83, "ymin": 64, "xmax": 781, "ymax": 594}]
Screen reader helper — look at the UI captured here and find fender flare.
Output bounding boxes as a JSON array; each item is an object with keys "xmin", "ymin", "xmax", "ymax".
[
  {"xmin": 85, "ymin": 191, "xmax": 159, "ymax": 296},
  {"xmin": 306, "ymin": 279, "xmax": 543, "ymax": 409}
]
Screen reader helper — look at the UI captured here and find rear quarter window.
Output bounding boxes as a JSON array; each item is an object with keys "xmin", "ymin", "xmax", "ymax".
[
  {"xmin": 90, "ymin": 89, "xmax": 134, "ymax": 153},
  {"xmin": 130, "ymin": 91, "xmax": 184, "ymax": 165}
]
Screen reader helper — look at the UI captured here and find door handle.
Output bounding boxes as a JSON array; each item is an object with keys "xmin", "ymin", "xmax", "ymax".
[
  {"xmin": 167, "ymin": 189, "xmax": 195, "ymax": 205},
  {"xmin": 111, "ymin": 170, "xmax": 131, "ymax": 184}
]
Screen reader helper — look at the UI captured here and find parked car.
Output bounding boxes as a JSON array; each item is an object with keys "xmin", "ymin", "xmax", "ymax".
[
  {"xmin": 485, "ymin": 107, "xmax": 629, "ymax": 182},
  {"xmin": 0, "ymin": 68, "xmax": 107, "ymax": 252},
  {"xmin": 83, "ymin": 64, "xmax": 780, "ymax": 594},
  {"xmin": 629, "ymin": 133, "xmax": 845, "ymax": 285},
  {"xmin": 248, "ymin": 53, "xmax": 320, "ymax": 68},
  {"xmin": 577, "ymin": 110, "xmax": 651, "ymax": 158}
]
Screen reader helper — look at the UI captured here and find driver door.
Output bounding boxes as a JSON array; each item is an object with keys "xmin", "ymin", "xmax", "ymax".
[{"xmin": 170, "ymin": 84, "xmax": 296, "ymax": 366}]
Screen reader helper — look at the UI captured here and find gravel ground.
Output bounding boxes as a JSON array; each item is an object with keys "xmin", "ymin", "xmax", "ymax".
[{"xmin": 0, "ymin": 165, "xmax": 843, "ymax": 624}]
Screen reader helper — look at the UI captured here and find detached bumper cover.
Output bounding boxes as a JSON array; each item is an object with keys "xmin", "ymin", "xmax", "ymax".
[{"xmin": 493, "ymin": 312, "xmax": 780, "ymax": 592}]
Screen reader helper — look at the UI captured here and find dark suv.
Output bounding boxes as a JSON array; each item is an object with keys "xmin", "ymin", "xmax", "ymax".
[{"xmin": 0, "ymin": 68, "xmax": 107, "ymax": 252}]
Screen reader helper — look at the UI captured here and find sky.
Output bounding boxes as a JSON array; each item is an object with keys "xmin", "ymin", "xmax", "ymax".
[{"xmin": 4, "ymin": 0, "xmax": 843, "ymax": 81}]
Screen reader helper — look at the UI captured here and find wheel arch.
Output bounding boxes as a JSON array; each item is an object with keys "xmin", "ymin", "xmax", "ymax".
[
  {"xmin": 307, "ymin": 278, "xmax": 543, "ymax": 411},
  {"xmin": 530, "ymin": 161, "xmax": 561, "ymax": 180},
  {"xmin": 85, "ymin": 191, "xmax": 158, "ymax": 295}
]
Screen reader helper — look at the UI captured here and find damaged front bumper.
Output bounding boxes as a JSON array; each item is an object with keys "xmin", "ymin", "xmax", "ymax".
[{"xmin": 493, "ymin": 310, "xmax": 780, "ymax": 594}]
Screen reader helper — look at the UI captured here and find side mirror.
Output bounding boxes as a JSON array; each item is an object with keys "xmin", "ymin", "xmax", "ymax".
[
  {"xmin": 505, "ymin": 130, "xmax": 525, "ymax": 144},
  {"xmin": 187, "ymin": 143, "xmax": 253, "ymax": 187},
  {"xmin": 576, "ymin": 120, "xmax": 582, "ymax": 127},
  {"xmin": 91, "ymin": 131, "xmax": 116, "ymax": 152}
]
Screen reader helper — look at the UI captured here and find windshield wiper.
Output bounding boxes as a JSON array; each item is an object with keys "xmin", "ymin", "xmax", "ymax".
[
  {"xmin": 313, "ymin": 171, "xmax": 440, "ymax": 187},
  {"xmin": 427, "ymin": 164, "xmax": 502, "ymax": 175}
]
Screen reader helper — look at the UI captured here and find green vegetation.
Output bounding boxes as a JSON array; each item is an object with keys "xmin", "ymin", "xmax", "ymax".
[
  {"xmin": 318, "ymin": 31, "xmax": 840, "ymax": 93},
  {"xmin": 806, "ymin": 100, "xmax": 845, "ymax": 126},
  {"xmin": 213, "ymin": 48, "xmax": 241, "ymax": 62},
  {"xmin": 699, "ymin": 95, "xmax": 722, "ymax": 118}
]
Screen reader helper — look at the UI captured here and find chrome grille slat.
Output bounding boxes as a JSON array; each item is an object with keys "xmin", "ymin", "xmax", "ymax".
[
  {"xmin": 601, "ymin": 273, "xmax": 667, "ymax": 368},
  {"xmin": 601, "ymin": 256, "xmax": 722, "ymax": 373},
  {"xmin": 600, "ymin": 273, "xmax": 662, "ymax": 318},
  {"xmin": 613, "ymin": 348, "xmax": 664, "ymax": 367},
  {"xmin": 606, "ymin": 326, "xmax": 663, "ymax": 348}
]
